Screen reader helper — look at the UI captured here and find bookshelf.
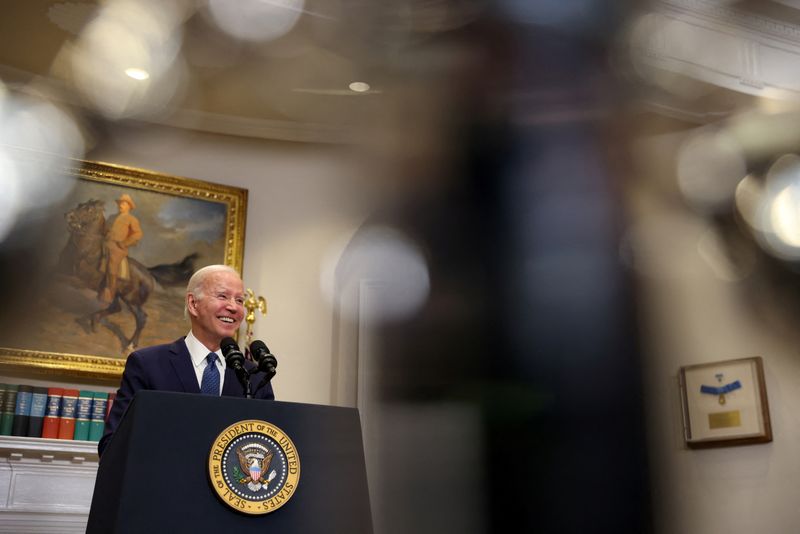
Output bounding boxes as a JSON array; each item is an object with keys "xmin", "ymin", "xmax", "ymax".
[{"xmin": 0, "ymin": 435, "xmax": 98, "ymax": 533}]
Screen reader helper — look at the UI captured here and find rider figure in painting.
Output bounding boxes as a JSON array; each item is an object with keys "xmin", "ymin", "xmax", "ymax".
[{"xmin": 99, "ymin": 194, "xmax": 143, "ymax": 303}]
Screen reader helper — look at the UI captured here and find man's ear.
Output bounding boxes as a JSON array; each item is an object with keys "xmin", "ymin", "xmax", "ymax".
[{"xmin": 186, "ymin": 294, "xmax": 199, "ymax": 317}]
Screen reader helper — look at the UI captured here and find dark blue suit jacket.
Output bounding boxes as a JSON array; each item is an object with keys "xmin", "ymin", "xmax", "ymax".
[{"xmin": 98, "ymin": 338, "xmax": 275, "ymax": 456}]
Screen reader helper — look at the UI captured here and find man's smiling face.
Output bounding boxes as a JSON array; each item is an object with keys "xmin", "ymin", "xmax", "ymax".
[{"xmin": 187, "ymin": 270, "xmax": 245, "ymax": 351}]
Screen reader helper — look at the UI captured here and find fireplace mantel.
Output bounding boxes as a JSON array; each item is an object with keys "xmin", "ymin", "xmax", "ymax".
[{"xmin": 0, "ymin": 435, "xmax": 98, "ymax": 533}]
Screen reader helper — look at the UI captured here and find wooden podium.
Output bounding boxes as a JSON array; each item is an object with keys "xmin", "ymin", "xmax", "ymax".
[{"xmin": 87, "ymin": 391, "xmax": 372, "ymax": 533}]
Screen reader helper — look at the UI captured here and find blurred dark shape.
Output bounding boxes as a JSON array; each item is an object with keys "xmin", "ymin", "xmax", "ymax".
[
  {"xmin": 0, "ymin": 173, "xmax": 79, "ymax": 334},
  {"xmin": 340, "ymin": 2, "xmax": 651, "ymax": 533},
  {"xmin": 148, "ymin": 252, "xmax": 200, "ymax": 287}
]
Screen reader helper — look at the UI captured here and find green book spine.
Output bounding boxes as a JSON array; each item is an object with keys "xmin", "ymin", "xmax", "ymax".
[
  {"xmin": 0, "ymin": 385, "xmax": 18, "ymax": 435},
  {"xmin": 72, "ymin": 390, "xmax": 93, "ymax": 441},
  {"xmin": 88, "ymin": 392, "xmax": 109, "ymax": 442}
]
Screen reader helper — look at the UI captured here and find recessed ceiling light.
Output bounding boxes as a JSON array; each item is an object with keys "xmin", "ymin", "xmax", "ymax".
[
  {"xmin": 125, "ymin": 68, "xmax": 150, "ymax": 80},
  {"xmin": 349, "ymin": 82, "xmax": 370, "ymax": 93}
]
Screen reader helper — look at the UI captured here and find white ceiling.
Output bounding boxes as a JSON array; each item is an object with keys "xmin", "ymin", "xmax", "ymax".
[
  {"xmin": 4, "ymin": 0, "xmax": 800, "ymax": 143},
  {"xmin": 0, "ymin": 0, "xmax": 431, "ymax": 143}
]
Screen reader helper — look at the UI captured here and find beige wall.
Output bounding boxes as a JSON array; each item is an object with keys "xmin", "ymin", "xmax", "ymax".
[{"xmin": 632, "ymin": 132, "xmax": 800, "ymax": 534}]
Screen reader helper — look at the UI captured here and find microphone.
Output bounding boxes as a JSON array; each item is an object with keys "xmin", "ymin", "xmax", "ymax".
[
  {"xmin": 250, "ymin": 340, "xmax": 277, "ymax": 395},
  {"xmin": 250, "ymin": 340, "xmax": 278, "ymax": 377},
  {"xmin": 220, "ymin": 337, "xmax": 251, "ymax": 398}
]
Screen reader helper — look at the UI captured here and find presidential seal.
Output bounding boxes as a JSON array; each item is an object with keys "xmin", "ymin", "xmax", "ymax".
[{"xmin": 208, "ymin": 420, "xmax": 300, "ymax": 515}]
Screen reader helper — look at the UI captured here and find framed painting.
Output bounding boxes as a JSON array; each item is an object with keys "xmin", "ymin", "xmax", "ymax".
[
  {"xmin": 679, "ymin": 356, "xmax": 772, "ymax": 449},
  {"xmin": 0, "ymin": 159, "xmax": 247, "ymax": 381}
]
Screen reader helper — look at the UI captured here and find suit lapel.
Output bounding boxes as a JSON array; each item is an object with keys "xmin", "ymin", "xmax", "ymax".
[
  {"xmin": 221, "ymin": 367, "xmax": 243, "ymax": 397},
  {"xmin": 168, "ymin": 339, "xmax": 200, "ymax": 394}
]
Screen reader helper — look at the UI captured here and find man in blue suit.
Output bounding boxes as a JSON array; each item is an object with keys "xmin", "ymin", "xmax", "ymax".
[{"xmin": 98, "ymin": 264, "xmax": 275, "ymax": 456}]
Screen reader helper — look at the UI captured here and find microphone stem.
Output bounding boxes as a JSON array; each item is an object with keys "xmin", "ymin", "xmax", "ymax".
[
  {"xmin": 253, "ymin": 371, "xmax": 275, "ymax": 395},
  {"xmin": 232, "ymin": 362, "xmax": 252, "ymax": 398}
]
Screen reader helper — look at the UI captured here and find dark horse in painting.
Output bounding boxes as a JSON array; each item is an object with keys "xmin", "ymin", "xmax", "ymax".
[{"xmin": 59, "ymin": 199, "xmax": 198, "ymax": 352}]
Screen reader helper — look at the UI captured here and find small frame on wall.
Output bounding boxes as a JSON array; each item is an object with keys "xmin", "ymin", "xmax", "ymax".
[{"xmin": 679, "ymin": 356, "xmax": 772, "ymax": 449}]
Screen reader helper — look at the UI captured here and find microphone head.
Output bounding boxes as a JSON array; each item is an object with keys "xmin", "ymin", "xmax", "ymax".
[
  {"xmin": 250, "ymin": 339, "xmax": 277, "ymax": 375},
  {"xmin": 249, "ymin": 340, "xmax": 271, "ymax": 361},
  {"xmin": 263, "ymin": 354, "xmax": 277, "ymax": 371},
  {"xmin": 220, "ymin": 337, "xmax": 244, "ymax": 366},
  {"xmin": 220, "ymin": 337, "xmax": 239, "ymax": 354}
]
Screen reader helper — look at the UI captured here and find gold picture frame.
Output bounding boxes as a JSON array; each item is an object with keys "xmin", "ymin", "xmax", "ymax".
[
  {"xmin": 0, "ymin": 159, "xmax": 247, "ymax": 381},
  {"xmin": 679, "ymin": 356, "xmax": 772, "ymax": 449}
]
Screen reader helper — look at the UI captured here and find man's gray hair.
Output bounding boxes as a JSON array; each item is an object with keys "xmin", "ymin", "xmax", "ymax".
[{"xmin": 184, "ymin": 264, "xmax": 241, "ymax": 319}]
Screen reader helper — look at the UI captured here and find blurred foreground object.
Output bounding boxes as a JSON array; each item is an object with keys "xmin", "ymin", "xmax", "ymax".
[{"xmin": 333, "ymin": 1, "xmax": 652, "ymax": 533}]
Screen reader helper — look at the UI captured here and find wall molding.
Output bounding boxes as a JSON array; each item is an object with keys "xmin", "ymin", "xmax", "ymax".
[
  {"xmin": 636, "ymin": 1, "xmax": 800, "ymax": 102},
  {"xmin": 659, "ymin": 0, "xmax": 800, "ymax": 44}
]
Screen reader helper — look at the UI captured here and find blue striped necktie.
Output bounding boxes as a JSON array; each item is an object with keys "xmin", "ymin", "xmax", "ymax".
[{"xmin": 200, "ymin": 353, "xmax": 220, "ymax": 395}]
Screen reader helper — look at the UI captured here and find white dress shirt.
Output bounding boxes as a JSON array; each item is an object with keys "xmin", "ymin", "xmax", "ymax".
[{"xmin": 184, "ymin": 331, "xmax": 226, "ymax": 395}]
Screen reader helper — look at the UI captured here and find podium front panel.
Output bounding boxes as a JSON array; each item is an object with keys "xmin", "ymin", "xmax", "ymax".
[{"xmin": 88, "ymin": 391, "xmax": 372, "ymax": 534}]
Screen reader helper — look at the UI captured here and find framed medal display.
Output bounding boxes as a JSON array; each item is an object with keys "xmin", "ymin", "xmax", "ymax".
[{"xmin": 679, "ymin": 356, "xmax": 772, "ymax": 449}]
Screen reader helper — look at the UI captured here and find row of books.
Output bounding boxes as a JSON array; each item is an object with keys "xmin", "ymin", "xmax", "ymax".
[{"xmin": 0, "ymin": 384, "xmax": 116, "ymax": 442}]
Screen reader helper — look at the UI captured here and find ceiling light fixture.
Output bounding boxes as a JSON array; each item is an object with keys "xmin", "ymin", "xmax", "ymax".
[
  {"xmin": 348, "ymin": 82, "xmax": 370, "ymax": 93},
  {"xmin": 125, "ymin": 68, "xmax": 150, "ymax": 80}
]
